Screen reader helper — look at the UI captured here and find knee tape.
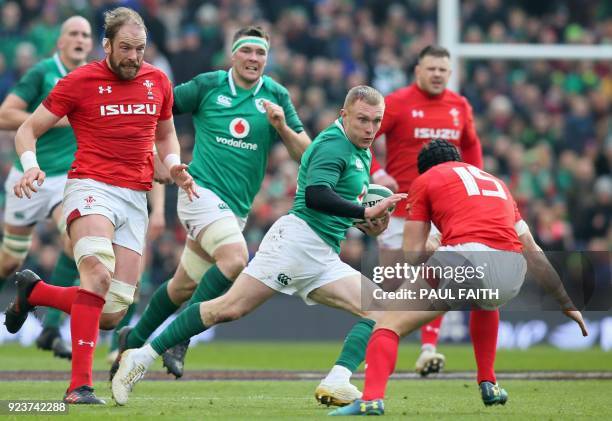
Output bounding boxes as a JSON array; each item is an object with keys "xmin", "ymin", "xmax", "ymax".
[
  {"xmin": 180, "ymin": 246, "xmax": 213, "ymax": 284},
  {"xmin": 102, "ymin": 279, "xmax": 137, "ymax": 314},
  {"xmin": 199, "ymin": 217, "xmax": 245, "ymax": 256},
  {"xmin": 1, "ymin": 231, "xmax": 32, "ymax": 260},
  {"xmin": 73, "ymin": 236, "xmax": 115, "ymax": 273}
]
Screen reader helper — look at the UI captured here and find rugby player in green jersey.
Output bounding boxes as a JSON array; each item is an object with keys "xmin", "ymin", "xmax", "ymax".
[
  {"xmin": 111, "ymin": 85, "xmax": 407, "ymax": 407},
  {"xmin": 0, "ymin": 16, "xmax": 92, "ymax": 359},
  {"xmin": 110, "ymin": 26, "xmax": 311, "ymax": 379}
]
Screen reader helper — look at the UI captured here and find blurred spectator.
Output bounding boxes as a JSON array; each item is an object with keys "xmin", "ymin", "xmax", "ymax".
[
  {"xmin": 14, "ymin": 42, "xmax": 37, "ymax": 79},
  {"xmin": 0, "ymin": 53, "xmax": 15, "ymax": 102},
  {"xmin": 0, "ymin": 1, "xmax": 24, "ymax": 68},
  {"xmin": 583, "ymin": 176, "xmax": 612, "ymax": 241},
  {"xmin": 170, "ymin": 26, "xmax": 213, "ymax": 85},
  {"xmin": 28, "ymin": 6, "xmax": 60, "ymax": 58}
]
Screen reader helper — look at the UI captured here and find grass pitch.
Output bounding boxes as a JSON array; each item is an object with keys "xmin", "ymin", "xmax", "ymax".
[
  {"xmin": 1, "ymin": 379, "xmax": 610, "ymax": 420},
  {"xmin": 0, "ymin": 342, "xmax": 610, "ymax": 420}
]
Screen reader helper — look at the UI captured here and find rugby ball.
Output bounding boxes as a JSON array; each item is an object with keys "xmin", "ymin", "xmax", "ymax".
[{"xmin": 353, "ymin": 183, "xmax": 395, "ymax": 224}]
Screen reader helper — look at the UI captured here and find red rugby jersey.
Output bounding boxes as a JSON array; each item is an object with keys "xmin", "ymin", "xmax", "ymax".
[
  {"xmin": 407, "ymin": 162, "xmax": 523, "ymax": 252},
  {"xmin": 372, "ymin": 84, "xmax": 482, "ymax": 217},
  {"xmin": 43, "ymin": 59, "xmax": 173, "ymax": 191}
]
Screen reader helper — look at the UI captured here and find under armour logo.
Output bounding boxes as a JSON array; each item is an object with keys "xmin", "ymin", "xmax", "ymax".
[
  {"xmin": 98, "ymin": 85, "xmax": 112, "ymax": 94},
  {"xmin": 78, "ymin": 339, "xmax": 94, "ymax": 347},
  {"xmin": 412, "ymin": 109, "xmax": 424, "ymax": 118}
]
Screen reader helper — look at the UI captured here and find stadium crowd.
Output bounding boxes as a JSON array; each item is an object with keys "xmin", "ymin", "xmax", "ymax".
[{"xmin": 0, "ymin": 0, "xmax": 609, "ymax": 293}]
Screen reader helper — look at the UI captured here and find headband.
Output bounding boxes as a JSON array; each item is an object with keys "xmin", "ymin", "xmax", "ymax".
[{"xmin": 231, "ymin": 36, "xmax": 269, "ymax": 54}]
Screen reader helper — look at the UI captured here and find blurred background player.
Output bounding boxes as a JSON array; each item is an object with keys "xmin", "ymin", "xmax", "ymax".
[
  {"xmin": 0, "ymin": 15, "xmax": 92, "ymax": 359},
  {"xmin": 109, "ymin": 25, "xmax": 311, "ymax": 379},
  {"xmin": 331, "ymin": 139, "xmax": 589, "ymax": 416},
  {"xmin": 111, "ymin": 85, "xmax": 405, "ymax": 406},
  {"xmin": 4, "ymin": 7, "xmax": 196, "ymax": 404},
  {"xmin": 369, "ymin": 45, "xmax": 498, "ymax": 378}
]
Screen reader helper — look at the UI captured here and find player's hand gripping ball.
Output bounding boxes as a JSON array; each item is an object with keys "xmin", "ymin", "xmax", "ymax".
[{"xmin": 353, "ymin": 183, "xmax": 395, "ymax": 225}]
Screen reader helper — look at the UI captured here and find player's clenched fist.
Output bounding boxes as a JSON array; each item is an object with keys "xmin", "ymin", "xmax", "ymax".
[
  {"xmin": 263, "ymin": 100, "xmax": 286, "ymax": 131},
  {"xmin": 169, "ymin": 163, "xmax": 199, "ymax": 201},
  {"xmin": 14, "ymin": 167, "xmax": 46, "ymax": 199}
]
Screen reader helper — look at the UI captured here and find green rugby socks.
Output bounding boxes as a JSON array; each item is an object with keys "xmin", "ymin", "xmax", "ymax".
[
  {"xmin": 151, "ymin": 303, "xmax": 206, "ymax": 355},
  {"xmin": 335, "ymin": 318, "xmax": 376, "ymax": 372},
  {"xmin": 188, "ymin": 265, "xmax": 232, "ymax": 305},
  {"xmin": 127, "ymin": 280, "xmax": 179, "ymax": 348}
]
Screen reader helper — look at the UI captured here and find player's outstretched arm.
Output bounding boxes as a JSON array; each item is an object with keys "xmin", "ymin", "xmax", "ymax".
[
  {"xmin": 13, "ymin": 104, "xmax": 61, "ymax": 198},
  {"xmin": 154, "ymin": 117, "xmax": 199, "ymax": 201},
  {"xmin": 263, "ymin": 100, "xmax": 311, "ymax": 162},
  {"xmin": 519, "ymin": 228, "xmax": 588, "ymax": 336},
  {"xmin": 402, "ymin": 220, "xmax": 432, "ymax": 265}
]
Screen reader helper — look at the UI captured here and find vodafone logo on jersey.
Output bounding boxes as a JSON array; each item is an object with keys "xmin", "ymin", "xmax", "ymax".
[{"xmin": 229, "ymin": 118, "xmax": 250, "ymax": 139}]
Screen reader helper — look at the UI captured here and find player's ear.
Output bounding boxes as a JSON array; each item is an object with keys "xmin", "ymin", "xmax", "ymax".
[
  {"xmin": 102, "ymin": 37, "xmax": 111, "ymax": 54},
  {"xmin": 56, "ymin": 35, "xmax": 65, "ymax": 51},
  {"xmin": 340, "ymin": 108, "xmax": 347, "ymax": 119}
]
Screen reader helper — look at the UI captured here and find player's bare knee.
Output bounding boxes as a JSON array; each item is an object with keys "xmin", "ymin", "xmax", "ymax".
[
  {"xmin": 212, "ymin": 306, "xmax": 243, "ymax": 324},
  {"xmin": 168, "ymin": 274, "xmax": 196, "ymax": 304},
  {"xmin": 216, "ymin": 250, "xmax": 247, "ymax": 280},
  {"xmin": 200, "ymin": 218, "xmax": 246, "ymax": 279},
  {"xmin": 99, "ymin": 311, "xmax": 126, "ymax": 330},
  {"xmin": 79, "ymin": 256, "xmax": 112, "ymax": 293}
]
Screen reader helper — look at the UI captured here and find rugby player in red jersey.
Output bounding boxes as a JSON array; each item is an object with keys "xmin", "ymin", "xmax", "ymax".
[
  {"xmin": 4, "ymin": 7, "xmax": 196, "ymax": 404},
  {"xmin": 372, "ymin": 45, "xmax": 490, "ymax": 379},
  {"xmin": 331, "ymin": 139, "xmax": 588, "ymax": 416}
]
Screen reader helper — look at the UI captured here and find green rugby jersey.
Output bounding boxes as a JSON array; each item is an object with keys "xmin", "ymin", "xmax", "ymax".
[
  {"xmin": 174, "ymin": 69, "xmax": 303, "ymax": 218},
  {"xmin": 290, "ymin": 118, "xmax": 371, "ymax": 253},
  {"xmin": 11, "ymin": 53, "xmax": 76, "ymax": 175}
]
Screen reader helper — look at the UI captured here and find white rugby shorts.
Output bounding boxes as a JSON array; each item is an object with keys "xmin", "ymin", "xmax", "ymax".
[
  {"xmin": 244, "ymin": 214, "xmax": 359, "ymax": 305},
  {"xmin": 4, "ymin": 166, "xmax": 67, "ymax": 226},
  {"xmin": 177, "ymin": 186, "xmax": 247, "ymax": 240},
  {"xmin": 63, "ymin": 178, "xmax": 148, "ymax": 254},
  {"xmin": 427, "ymin": 242, "xmax": 527, "ymax": 310}
]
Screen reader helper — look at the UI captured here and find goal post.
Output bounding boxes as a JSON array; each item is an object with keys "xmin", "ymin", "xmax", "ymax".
[{"xmin": 438, "ymin": 0, "xmax": 612, "ymax": 92}]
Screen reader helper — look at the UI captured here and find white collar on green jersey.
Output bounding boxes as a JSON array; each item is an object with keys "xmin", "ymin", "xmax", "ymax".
[
  {"xmin": 53, "ymin": 53, "xmax": 67, "ymax": 77},
  {"xmin": 228, "ymin": 68, "xmax": 264, "ymax": 97},
  {"xmin": 334, "ymin": 118, "xmax": 348, "ymax": 139}
]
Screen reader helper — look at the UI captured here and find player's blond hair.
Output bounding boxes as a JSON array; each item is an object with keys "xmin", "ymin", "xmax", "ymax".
[
  {"xmin": 343, "ymin": 85, "xmax": 384, "ymax": 109},
  {"xmin": 103, "ymin": 7, "xmax": 146, "ymax": 41}
]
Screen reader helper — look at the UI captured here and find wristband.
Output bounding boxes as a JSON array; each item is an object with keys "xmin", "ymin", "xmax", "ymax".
[
  {"xmin": 163, "ymin": 153, "xmax": 181, "ymax": 171},
  {"xmin": 20, "ymin": 150, "xmax": 39, "ymax": 171}
]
